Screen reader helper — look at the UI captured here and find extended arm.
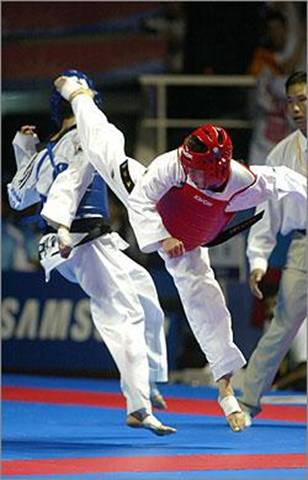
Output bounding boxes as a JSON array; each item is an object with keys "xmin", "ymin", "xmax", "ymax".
[
  {"xmin": 227, "ymin": 165, "xmax": 307, "ymax": 212},
  {"xmin": 7, "ymin": 127, "xmax": 41, "ymax": 210},
  {"xmin": 247, "ymin": 199, "xmax": 283, "ymax": 273},
  {"xmin": 246, "ymin": 199, "xmax": 283, "ymax": 299}
]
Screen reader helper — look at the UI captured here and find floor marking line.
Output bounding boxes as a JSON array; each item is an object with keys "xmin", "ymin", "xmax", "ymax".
[
  {"xmin": 3, "ymin": 386, "xmax": 305, "ymax": 422},
  {"xmin": 3, "ymin": 453, "xmax": 305, "ymax": 476}
]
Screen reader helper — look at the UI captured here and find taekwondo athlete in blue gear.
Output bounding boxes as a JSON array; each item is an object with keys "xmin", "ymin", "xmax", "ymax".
[{"xmin": 7, "ymin": 69, "xmax": 175, "ymax": 436}]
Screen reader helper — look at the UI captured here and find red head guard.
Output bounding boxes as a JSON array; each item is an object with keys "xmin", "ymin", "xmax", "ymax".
[{"xmin": 179, "ymin": 124, "xmax": 233, "ymax": 187}]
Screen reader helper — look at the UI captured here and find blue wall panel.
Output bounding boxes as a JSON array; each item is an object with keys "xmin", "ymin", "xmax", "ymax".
[{"xmin": 2, "ymin": 270, "xmax": 260, "ymax": 375}]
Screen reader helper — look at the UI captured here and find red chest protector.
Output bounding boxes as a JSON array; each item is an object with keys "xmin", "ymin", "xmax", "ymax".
[{"xmin": 156, "ymin": 182, "xmax": 235, "ymax": 251}]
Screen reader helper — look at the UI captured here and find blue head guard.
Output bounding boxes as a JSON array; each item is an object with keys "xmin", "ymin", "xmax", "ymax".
[{"xmin": 50, "ymin": 69, "xmax": 103, "ymax": 126}]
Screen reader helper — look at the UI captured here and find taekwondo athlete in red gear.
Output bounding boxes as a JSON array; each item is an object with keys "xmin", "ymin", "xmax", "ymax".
[
  {"xmin": 41, "ymin": 74, "xmax": 307, "ymax": 433},
  {"xmin": 128, "ymin": 124, "xmax": 306, "ymax": 432},
  {"xmin": 7, "ymin": 70, "xmax": 176, "ymax": 436}
]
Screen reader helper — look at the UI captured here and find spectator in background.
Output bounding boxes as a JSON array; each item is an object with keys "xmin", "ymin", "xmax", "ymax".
[
  {"xmin": 239, "ymin": 71, "xmax": 307, "ymax": 424},
  {"xmin": 247, "ymin": 2, "xmax": 306, "ymax": 166},
  {"xmin": 245, "ymin": 4, "xmax": 306, "ymax": 375},
  {"xmin": 141, "ymin": 3, "xmax": 186, "ymax": 74}
]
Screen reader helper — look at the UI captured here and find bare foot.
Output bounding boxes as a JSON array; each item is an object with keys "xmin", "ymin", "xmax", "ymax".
[{"xmin": 226, "ymin": 410, "xmax": 246, "ymax": 432}]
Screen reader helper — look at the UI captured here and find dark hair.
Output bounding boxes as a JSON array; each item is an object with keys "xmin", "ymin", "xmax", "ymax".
[
  {"xmin": 58, "ymin": 98, "xmax": 74, "ymax": 120},
  {"xmin": 285, "ymin": 71, "xmax": 307, "ymax": 91},
  {"xmin": 186, "ymin": 135, "xmax": 208, "ymax": 153}
]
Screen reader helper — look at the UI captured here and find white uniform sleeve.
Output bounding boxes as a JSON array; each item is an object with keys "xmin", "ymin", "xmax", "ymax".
[
  {"xmin": 128, "ymin": 152, "xmax": 184, "ymax": 253},
  {"xmin": 246, "ymin": 200, "xmax": 283, "ymax": 273},
  {"xmin": 227, "ymin": 165, "xmax": 307, "ymax": 212},
  {"xmin": 245, "ymin": 137, "xmax": 307, "ymax": 272},
  {"xmin": 12, "ymin": 131, "xmax": 40, "ymax": 169},
  {"xmin": 7, "ymin": 133, "xmax": 41, "ymax": 210},
  {"xmin": 41, "ymin": 149, "xmax": 95, "ymax": 229}
]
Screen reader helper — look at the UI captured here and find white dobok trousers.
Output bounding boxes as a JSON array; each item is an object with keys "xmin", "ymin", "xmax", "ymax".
[
  {"xmin": 54, "ymin": 235, "xmax": 167, "ymax": 414},
  {"xmin": 159, "ymin": 246, "xmax": 246, "ymax": 382}
]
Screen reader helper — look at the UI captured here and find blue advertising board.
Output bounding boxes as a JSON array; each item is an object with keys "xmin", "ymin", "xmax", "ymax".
[
  {"xmin": 2, "ymin": 269, "xmax": 189, "ymax": 375},
  {"xmin": 2, "ymin": 269, "xmax": 260, "ymax": 375},
  {"xmin": 2, "ymin": 270, "xmax": 117, "ymax": 375}
]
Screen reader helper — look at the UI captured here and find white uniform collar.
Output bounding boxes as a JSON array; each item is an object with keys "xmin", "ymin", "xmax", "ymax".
[{"xmin": 297, "ymin": 129, "xmax": 307, "ymax": 147}]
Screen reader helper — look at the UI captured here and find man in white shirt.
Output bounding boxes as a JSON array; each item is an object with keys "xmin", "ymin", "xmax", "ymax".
[
  {"xmin": 42, "ymin": 74, "xmax": 306, "ymax": 433},
  {"xmin": 239, "ymin": 71, "xmax": 307, "ymax": 424}
]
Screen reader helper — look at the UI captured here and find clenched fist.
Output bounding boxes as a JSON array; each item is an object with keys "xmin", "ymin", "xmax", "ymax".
[
  {"xmin": 57, "ymin": 225, "xmax": 73, "ymax": 259},
  {"xmin": 20, "ymin": 125, "xmax": 37, "ymax": 136},
  {"xmin": 54, "ymin": 76, "xmax": 94, "ymax": 102},
  {"xmin": 161, "ymin": 237, "xmax": 185, "ymax": 258}
]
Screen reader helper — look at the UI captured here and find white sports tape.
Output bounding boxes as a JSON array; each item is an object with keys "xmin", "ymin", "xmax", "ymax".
[
  {"xmin": 219, "ymin": 395, "xmax": 242, "ymax": 417},
  {"xmin": 56, "ymin": 76, "xmax": 90, "ymax": 102},
  {"xmin": 143, "ymin": 414, "xmax": 162, "ymax": 428}
]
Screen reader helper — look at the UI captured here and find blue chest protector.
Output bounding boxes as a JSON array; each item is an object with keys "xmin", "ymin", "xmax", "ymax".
[
  {"xmin": 77, "ymin": 173, "xmax": 109, "ymax": 219},
  {"xmin": 40, "ymin": 136, "xmax": 110, "ymax": 221}
]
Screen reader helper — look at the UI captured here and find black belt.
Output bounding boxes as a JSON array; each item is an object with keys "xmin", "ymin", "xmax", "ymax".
[
  {"xmin": 45, "ymin": 217, "xmax": 111, "ymax": 235},
  {"xmin": 205, "ymin": 210, "xmax": 264, "ymax": 247},
  {"xmin": 48, "ymin": 217, "xmax": 112, "ymax": 257},
  {"xmin": 294, "ymin": 229, "xmax": 306, "ymax": 236},
  {"xmin": 70, "ymin": 217, "xmax": 111, "ymax": 234}
]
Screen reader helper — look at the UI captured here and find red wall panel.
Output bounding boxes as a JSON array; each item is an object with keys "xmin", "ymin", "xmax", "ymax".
[
  {"xmin": 3, "ymin": 2, "xmax": 161, "ymax": 32},
  {"xmin": 3, "ymin": 35, "xmax": 166, "ymax": 81}
]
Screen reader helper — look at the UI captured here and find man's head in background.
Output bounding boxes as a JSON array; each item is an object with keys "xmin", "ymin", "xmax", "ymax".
[{"xmin": 286, "ymin": 71, "xmax": 307, "ymax": 135}]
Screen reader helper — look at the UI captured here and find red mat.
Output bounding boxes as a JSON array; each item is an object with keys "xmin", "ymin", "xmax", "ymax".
[
  {"xmin": 3, "ymin": 453, "xmax": 305, "ymax": 476},
  {"xmin": 3, "ymin": 386, "xmax": 306, "ymax": 423}
]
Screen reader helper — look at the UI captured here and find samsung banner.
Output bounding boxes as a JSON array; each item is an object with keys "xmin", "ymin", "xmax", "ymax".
[
  {"xmin": 2, "ymin": 269, "xmax": 259, "ymax": 375},
  {"xmin": 2, "ymin": 271, "xmax": 118, "ymax": 375},
  {"xmin": 2, "ymin": 269, "xmax": 188, "ymax": 375}
]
